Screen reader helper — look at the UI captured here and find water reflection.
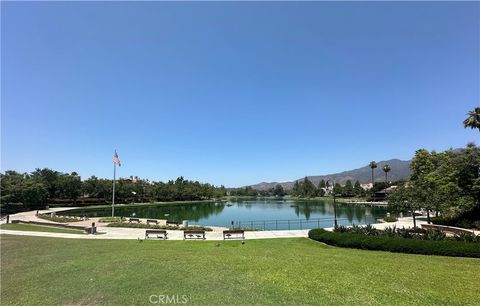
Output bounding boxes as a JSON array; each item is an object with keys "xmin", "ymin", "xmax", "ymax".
[{"xmin": 62, "ymin": 199, "xmax": 388, "ymax": 229}]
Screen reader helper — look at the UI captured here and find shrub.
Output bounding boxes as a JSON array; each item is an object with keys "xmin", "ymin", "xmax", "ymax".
[
  {"xmin": 334, "ymin": 225, "xmax": 350, "ymax": 233},
  {"xmin": 38, "ymin": 214, "xmax": 81, "ymax": 223},
  {"xmin": 422, "ymin": 229, "xmax": 446, "ymax": 241},
  {"xmin": 453, "ymin": 232, "xmax": 480, "ymax": 243},
  {"xmin": 383, "ymin": 216, "xmax": 398, "ymax": 222},
  {"xmin": 98, "ymin": 217, "xmax": 122, "ymax": 223},
  {"xmin": 106, "ymin": 222, "xmax": 213, "ymax": 231},
  {"xmin": 383, "ymin": 225, "xmax": 397, "ymax": 237},
  {"xmin": 308, "ymin": 229, "xmax": 480, "ymax": 258}
]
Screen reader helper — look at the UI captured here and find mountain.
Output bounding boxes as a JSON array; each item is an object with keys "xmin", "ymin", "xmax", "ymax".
[{"xmin": 248, "ymin": 159, "xmax": 411, "ymax": 190}]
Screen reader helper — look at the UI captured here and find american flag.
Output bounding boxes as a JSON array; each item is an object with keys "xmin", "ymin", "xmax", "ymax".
[{"xmin": 113, "ymin": 150, "xmax": 121, "ymax": 166}]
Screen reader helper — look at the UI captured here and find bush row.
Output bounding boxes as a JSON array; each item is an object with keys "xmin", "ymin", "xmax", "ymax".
[
  {"xmin": 308, "ymin": 228, "xmax": 480, "ymax": 258},
  {"xmin": 334, "ymin": 224, "xmax": 480, "ymax": 242},
  {"xmin": 106, "ymin": 222, "xmax": 213, "ymax": 231},
  {"xmin": 38, "ymin": 214, "xmax": 82, "ymax": 223}
]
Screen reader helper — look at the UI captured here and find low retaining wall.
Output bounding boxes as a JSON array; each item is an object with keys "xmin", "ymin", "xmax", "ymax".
[{"xmin": 421, "ymin": 224, "xmax": 475, "ymax": 234}]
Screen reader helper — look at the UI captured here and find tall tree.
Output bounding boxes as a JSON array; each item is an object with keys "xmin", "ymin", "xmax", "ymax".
[
  {"xmin": 344, "ymin": 180, "xmax": 354, "ymax": 196},
  {"xmin": 333, "ymin": 182, "xmax": 343, "ymax": 196},
  {"xmin": 383, "ymin": 164, "xmax": 391, "ymax": 183},
  {"xmin": 369, "ymin": 161, "xmax": 377, "ymax": 186},
  {"xmin": 388, "ymin": 184, "xmax": 421, "ymax": 228},
  {"xmin": 463, "ymin": 107, "xmax": 480, "ymax": 131},
  {"xmin": 353, "ymin": 180, "xmax": 364, "ymax": 197},
  {"xmin": 319, "ymin": 179, "xmax": 326, "ymax": 188},
  {"xmin": 302, "ymin": 177, "xmax": 316, "ymax": 198},
  {"xmin": 273, "ymin": 184, "xmax": 285, "ymax": 197}
]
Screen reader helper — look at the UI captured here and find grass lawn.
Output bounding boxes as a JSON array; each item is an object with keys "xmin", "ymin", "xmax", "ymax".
[
  {"xmin": 1, "ymin": 235, "xmax": 479, "ymax": 305},
  {"xmin": 0, "ymin": 223, "xmax": 85, "ymax": 235}
]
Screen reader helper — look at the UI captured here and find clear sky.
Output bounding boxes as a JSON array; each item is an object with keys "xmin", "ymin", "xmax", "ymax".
[{"xmin": 1, "ymin": 1, "xmax": 479, "ymax": 187}]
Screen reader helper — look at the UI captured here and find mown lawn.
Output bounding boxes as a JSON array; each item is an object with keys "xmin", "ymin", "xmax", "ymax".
[
  {"xmin": 1, "ymin": 235, "xmax": 479, "ymax": 305},
  {"xmin": 0, "ymin": 223, "xmax": 85, "ymax": 235}
]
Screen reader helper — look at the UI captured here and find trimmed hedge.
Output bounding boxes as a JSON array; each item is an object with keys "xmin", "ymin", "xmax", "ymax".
[{"xmin": 308, "ymin": 229, "xmax": 480, "ymax": 258}]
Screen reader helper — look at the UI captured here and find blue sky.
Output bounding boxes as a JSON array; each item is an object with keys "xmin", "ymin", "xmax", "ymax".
[{"xmin": 1, "ymin": 2, "xmax": 479, "ymax": 187}]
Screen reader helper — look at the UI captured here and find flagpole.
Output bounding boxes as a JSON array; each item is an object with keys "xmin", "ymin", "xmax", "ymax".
[{"xmin": 112, "ymin": 158, "xmax": 116, "ymax": 217}]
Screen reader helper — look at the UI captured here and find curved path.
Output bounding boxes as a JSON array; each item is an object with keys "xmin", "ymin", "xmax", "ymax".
[{"xmin": 0, "ymin": 207, "xmax": 432, "ymax": 240}]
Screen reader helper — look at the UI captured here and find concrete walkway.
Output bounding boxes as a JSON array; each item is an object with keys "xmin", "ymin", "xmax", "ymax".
[{"xmin": 0, "ymin": 207, "xmax": 433, "ymax": 241}]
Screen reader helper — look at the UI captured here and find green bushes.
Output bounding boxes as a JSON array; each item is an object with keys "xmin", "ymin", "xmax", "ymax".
[
  {"xmin": 308, "ymin": 228, "xmax": 480, "ymax": 258},
  {"xmin": 333, "ymin": 224, "xmax": 479, "ymax": 242},
  {"xmin": 98, "ymin": 217, "xmax": 122, "ymax": 223},
  {"xmin": 383, "ymin": 216, "xmax": 398, "ymax": 222},
  {"xmin": 38, "ymin": 214, "xmax": 81, "ymax": 223},
  {"xmin": 106, "ymin": 222, "xmax": 213, "ymax": 231}
]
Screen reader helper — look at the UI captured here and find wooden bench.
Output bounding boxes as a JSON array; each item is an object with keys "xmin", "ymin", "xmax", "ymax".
[
  {"xmin": 145, "ymin": 230, "xmax": 168, "ymax": 240},
  {"xmin": 129, "ymin": 218, "xmax": 141, "ymax": 223},
  {"xmin": 184, "ymin": 230, "xmax": 206, "ymax": 240},
  {"xmin": 166, "ymin": 220, "xmax": 179, "ymax": 227},
  {"xmin": 223, "ymin": 230, "xmax": 245, "ymax": 240},
  {"xmin": 421, "ymin": 224, "xmax": 475, "ymax": 235},
  {"xmin": 146, "ymin": 219, "xmax": 158, "ymax": 225}
]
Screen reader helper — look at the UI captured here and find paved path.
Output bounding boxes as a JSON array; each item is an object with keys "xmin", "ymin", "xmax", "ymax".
[{"xmin": 0, "ymin": 207, "xmax": 434, "ymax": 241}]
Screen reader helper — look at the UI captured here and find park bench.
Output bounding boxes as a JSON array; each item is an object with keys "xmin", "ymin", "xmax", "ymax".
[
  {"xmin": 129, "ymin": 218, "xmax": 141, "ymax": 223},
  {"xmin": 421, "ymin": 224, "xmax": 475, "ymax": 235},
  {"xmin": 223, "ymin": 230, "xmax": 245, "ymax": 240},
  {"xmin": 145, "ymin": 230, "xmax": 168, "ymax": 240},
  {"xmin": 166, "ymin": 220, "xmax": 179, "ymax": 227},
  {"xmin": 146, "ymin": 219, "xmax": 158, "ymax": 225},
  {"xmin": 184, "ymin": 230, "xmax": 206, "ymax": 240}
]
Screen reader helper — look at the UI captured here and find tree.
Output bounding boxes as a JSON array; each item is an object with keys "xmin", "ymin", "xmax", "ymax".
[
  {"xmin": 318, "ymin": 180, "xmax": 326, "ymax": 196},
  {"xmin": 273, "ymin": 184, "xmax": 285, "ymax": 197},
  {"xmin": 344, "ymin": 180, "xmax": 354, "ymax": 196},
  {"xmin": 319, "ymin": 179, "xmax": 326, "ymax": 188},
  {"xmin": 333, "ymin": 182, "xmax": 343, "ymax": 196},
  {"xmin": 31, "ymin": 168, "xmax": 61, "ymax": 201},
  {"xmin": 388, "ymin": 184, "xmax": 422, "ymax": 228},
  {"xmin": 408, "ymin": 144, "xmax": 479, "ymax": 222},
  {"xmin": 463, "ymin": 107, "xmax": 480, "ymax": 131},
  {"xmin": 354, "ymin": 180, "xmax": 364, "ymax": 197},
  {"xmin": 21, "ymin": 180, "xmax": 48, "ymax": 209},
  {"xmin": 58, "ymin": 172, "xmax": 82, "ymax": 203},
  {"xmin": 369, "ymin": 161, "xmax": 377, "ymax": 185},
  {"xmin": 292, "ymin": 181, "xmax": 300, "ymax": 196},
  {"xmin": 301, "ymin": 177, "xmax": 316, "ymax": 198},
  {"xmin": 383, "ymin": 164, "xmax": 391, "ymax": 183}
]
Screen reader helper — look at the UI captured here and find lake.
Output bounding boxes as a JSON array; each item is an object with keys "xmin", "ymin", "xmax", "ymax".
[{"xmin": 61, "ymin": 199, "xmax": 389, "ymax": 230}]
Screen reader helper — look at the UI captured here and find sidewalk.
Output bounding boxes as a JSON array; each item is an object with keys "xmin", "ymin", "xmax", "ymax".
[{"xmin": 0, "ymin": 208, "xmax": 434, "ymax": 241}]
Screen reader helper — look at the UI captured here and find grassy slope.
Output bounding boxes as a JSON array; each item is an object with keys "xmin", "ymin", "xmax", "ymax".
[
  {"xmin": 0, "ymin": 224, "xmax": 84, "ymax": 235},
  {"xmin": 1, "ymin": 236, "xmax": 479, "ymax": 305}
]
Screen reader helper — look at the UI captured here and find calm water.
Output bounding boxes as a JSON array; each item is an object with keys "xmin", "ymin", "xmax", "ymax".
[{"xmin": 61, "ymin": 199, "xmax": 388, "ymax": 230}]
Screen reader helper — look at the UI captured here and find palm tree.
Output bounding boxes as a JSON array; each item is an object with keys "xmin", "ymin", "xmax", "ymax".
[
  {"xmin": 463, "ymin": 107, "xmax": 480, "ymax": 131},
  {"xmin": 383, "ymin": 164, "xmax": 391, "ymax": 183},
  {"xmin": 369, "ymin": 161, "xmax": 377, "ymax": 186}
]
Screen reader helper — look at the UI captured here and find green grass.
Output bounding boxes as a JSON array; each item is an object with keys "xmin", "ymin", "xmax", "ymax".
[
  {"xmin": 1, "ymin": 236, "xmax": 479, "ymax": 305},
  {"xmin": 0, "ymin": 224, "xmax": 85, "ymax": 235}
]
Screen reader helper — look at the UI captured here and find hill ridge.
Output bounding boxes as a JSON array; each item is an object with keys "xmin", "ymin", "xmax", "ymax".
[{"xmin": 248, "ymin": 159, "xmax": 411, "ymax": 190}]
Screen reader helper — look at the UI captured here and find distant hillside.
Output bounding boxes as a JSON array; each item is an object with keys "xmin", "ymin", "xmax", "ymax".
[{"xmin": 249, "ymin": 159, "xmax": 411, "ymax": 190}]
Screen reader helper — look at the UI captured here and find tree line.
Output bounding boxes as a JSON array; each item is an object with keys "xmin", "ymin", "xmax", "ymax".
[
  {"xmin": 0, "ymin": 169, "xmax": 227, "ymax": 213},
  {"xmin": 230, "ymin": 178, "xmax": 368, "ymax": 198},
  {"xmin": 389, "ymin": 143, "xmax": 480, "ymax": 228}
]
